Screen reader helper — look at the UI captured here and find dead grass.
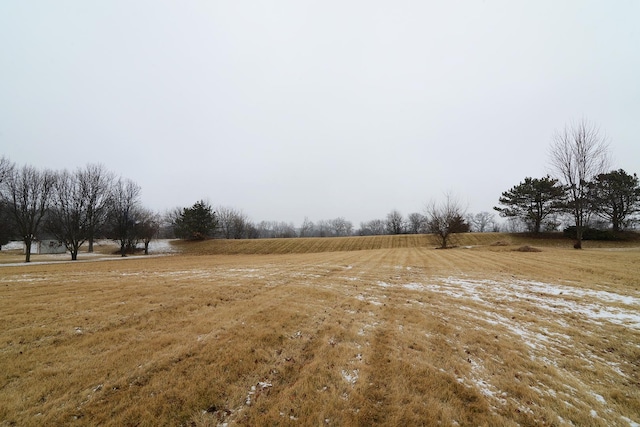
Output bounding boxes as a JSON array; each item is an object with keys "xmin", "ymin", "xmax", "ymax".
[{"xmin": 1, "ymin": 238, "xmax": 639, "ymax": 426}]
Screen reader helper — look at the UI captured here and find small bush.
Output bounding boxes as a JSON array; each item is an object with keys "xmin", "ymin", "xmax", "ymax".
[
  {"xmin": 563, "ymin": 227, "xmax": 628, "ymax": 241},
  {"xmin": 513, "ymin": 245, "xmax": 542, "ymax": 252}
]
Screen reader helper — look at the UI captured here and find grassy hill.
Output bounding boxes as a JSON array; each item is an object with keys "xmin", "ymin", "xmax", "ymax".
[{"xmin": 170, "ymin": 232, "xmax": 640, "ymax": 255}]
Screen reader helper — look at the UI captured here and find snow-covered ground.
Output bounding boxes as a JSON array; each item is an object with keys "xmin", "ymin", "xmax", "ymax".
[
  {"xmin": 146, "ymin": 239, "xmax": 180, "ymax": 253},
  {"xmin": 426, "ymin": 277, "xmax": 640, "ymax": 330},
  {"xmin": 1, "ymin": 241, "xmax": 25, "ymax": 251}
]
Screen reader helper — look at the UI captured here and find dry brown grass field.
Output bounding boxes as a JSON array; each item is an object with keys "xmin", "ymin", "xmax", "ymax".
[{"xmin": 1, "ymin": 234, "xmax": 639, "ymax": 426}]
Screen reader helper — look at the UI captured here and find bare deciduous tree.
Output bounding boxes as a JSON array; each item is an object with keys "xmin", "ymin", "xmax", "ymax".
[
  {"xmin": 407, "ymin": 213, "xmax": 425, "ymax": 234},
  {"xmin": 246, "ymin": 222, "xmax": 260, "ymax": 239},
  {"xmin": 358, "ymin": 219, "xmax": 386, "ymax": 236},
  {"xmin": 107, "ymin": 178, "xmax": 141, "ymax": 257},
  {"xmin": 467, "ymin": 211, "xmax": 497, "ymax": 233},
  {"xmin": 257, "ymin": 221, "xmax": 297, "ymax": 238},
  {"xmin": 316, "ymin": 219, "xmax": 331, "ymax": 237},
  {"xmin": 79, "ymin": 164, "xmax": 114, "ymax": 252},
  {"xmin": 369, "ymin": 219, "xmax": 386, "ymax": 235},
  {"xmin": 2, "ymin": 165, "xmax": 56, "ymax": 262},
  {"xmin": 386, "ymin": 210, "xmax": 405, "ymax": 234},
  {"xmin": 549, "ymin": 119, "xmax": 609, "ymax": 248},
  {"xmin": 0, "ymin": 156, "xmax": 13, "ymax": 184},
  {"xmin": 330, "ymin": 217, "xmax": 353, "ymax": 237},
  {"xmin": 299, "ymin": 217, "xmax": 315, "ymax": 237},
  {"xmin": 46, "ymin": 169, "xmax": 90, "ymax": 260},
  {"xmin": 0, "ymin": 157, "xmax": 15, "ymax": 249},
  {"xmin": 215, "ymin": 206, "xmax": 253, "ymax": 239},
  {"xmin": 231, "ymin": 210, "xmax": 250, "ymax": 239},
  {"xmin": 425, "ymin": 194, "xmax": 469, "ymax": 248},
  {"xmin": 134, "ymin": 208, "xmax": 160, "ymax": 255},
  {"xmin": 0, "ymin": 208, "xmax": 11, "ymax": 249},
  {"xmin": 163, "ymin": 206, "xmax": 185, "ymax": 238}
]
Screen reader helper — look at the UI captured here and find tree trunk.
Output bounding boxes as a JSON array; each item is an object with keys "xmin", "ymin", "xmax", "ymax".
[
  {"xmin": 573, "ymin": 203, "xmax": 584, "ymax": 249},
  {"xmin": 144, "ymin": 241, "xmax": 150, "ymax": 255},
  {"xmin": 439, "ymin": 233, "xmax": 448, "ymax": 249},
  {"xmin": 88, "ymin": 237, "xmax": 94, "ymax": 253},
  {"xmin": 612, "ymin": 208, "xmax": 620, "ymax": 231},
  {"xmin": 24, "ymin": 238, "xmax": 32, "ymax": 262},
  {"xmin": 574, "ymin": 224, "xmax": 583, "ymax": 249}
]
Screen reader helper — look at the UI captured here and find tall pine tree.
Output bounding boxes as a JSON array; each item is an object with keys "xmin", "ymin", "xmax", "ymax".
[
  {"xmin": 174, "ymin": 200, "xmax": 217, "ymax": 240},
  {"xmin": 590, "ymin": 169, "xmax": 640, "ymax": 231},
  {"xmin": 494, "ymin": 176, "xmax": 565, "ymax": 233}
]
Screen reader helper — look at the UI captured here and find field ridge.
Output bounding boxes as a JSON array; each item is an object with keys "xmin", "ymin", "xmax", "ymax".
[{"xmin": 171, "ymin": 232, "xmax": 639, "ymax": 255}]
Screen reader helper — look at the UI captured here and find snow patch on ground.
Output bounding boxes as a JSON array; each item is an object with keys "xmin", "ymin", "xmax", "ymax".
[
  {"xmin": 341, "ymin": 369, "xmax": 359, "ymax": 385},
  {"xmin": 355, "ymin": 294, "xmax": 384, "ymax": 306},
  {"xmin": 622, "ymin": 416, "xmax": 640, "ymax": 427},
  {"xmin": 423, "ymin": 277, "xmax": 640, "ymax": 330},
  {"xmin": 403, "ymin": 283, "xmax": 425, "ymax": 291},
  {"xmin": 383, "ymin": 274, "xmax": 640, "ymax": 424},
  {"xmin": 146, "ymin": 239, "xmax": 180, "ymax": 253},
  {"xmin": 1, "ymin": 241, "xmax": 25, "ymax": 251}
]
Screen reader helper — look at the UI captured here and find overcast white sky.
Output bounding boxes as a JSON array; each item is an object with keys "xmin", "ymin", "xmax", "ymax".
[{"xmin": 1, "ymin": 1, "xmax": 639, "ymax": 227}]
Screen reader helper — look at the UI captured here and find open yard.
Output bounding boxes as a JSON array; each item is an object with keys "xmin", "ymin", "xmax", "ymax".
[{"xmin": 1, "ymin": 236, "xmax": 639, "ymax": 426}]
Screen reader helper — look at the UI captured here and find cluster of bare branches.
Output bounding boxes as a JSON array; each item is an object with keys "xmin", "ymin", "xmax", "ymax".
[
  {"xmin": 359, "ymin": 211, "xmax": 427, "ymax": 236},
  {"xmin": 0, "ymin": 159, "xmax": 159, "ymax": 261},
  {"xmin": 424, "ymin": 194, "xmax": 470, "ymax": 248},
  {"xmin": 548, "ymin": 119, "xmax": 611, "ymax": 248}
]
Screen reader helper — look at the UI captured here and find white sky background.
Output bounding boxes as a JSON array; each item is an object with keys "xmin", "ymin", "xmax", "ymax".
[{"xmin": 1, "ymin": 1, "xmax": 639, "ymax": 227}]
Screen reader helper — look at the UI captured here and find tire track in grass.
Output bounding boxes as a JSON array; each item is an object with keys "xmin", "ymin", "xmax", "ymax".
[{"xmin": 356, "ymin": 324, "xmax": 393, "ymax": 425}]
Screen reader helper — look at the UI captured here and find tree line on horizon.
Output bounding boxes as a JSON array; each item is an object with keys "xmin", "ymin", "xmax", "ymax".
[
  {"xmin": 0, "ymin": 158, "xmax": 490, "ymax": 260},
  {"xmin": 1, "ymin": 119, "xmax": 639, "ymax": 260},
  {"xmin": 171, "ymin": 119, "xmax": 639, "ymax": 249},
  {"xmin": 0, "ymin": 158, "xmax": 482, "ymax": 257}
]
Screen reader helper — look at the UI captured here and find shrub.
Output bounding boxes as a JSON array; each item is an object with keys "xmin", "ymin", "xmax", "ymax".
[{"xmin": 563, "ymin": 226, "xmax": 624, "ymax": 241}]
